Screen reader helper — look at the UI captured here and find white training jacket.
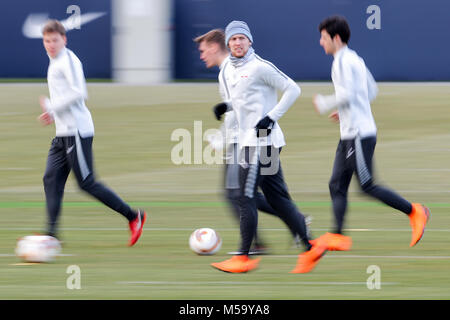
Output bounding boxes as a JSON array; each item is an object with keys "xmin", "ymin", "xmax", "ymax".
[
  {"xmin": 218, "ymin": 56, "xmax": 239, "ymax": 145},
  {"xmin": 44, "ymin": 47, "xmax": 94, "ymax": 138},
  {"xmin": 315, "ymin": 45, "xmax": 378, "ymax": 140},
  {"xmin": 220, "ymin": 52, "xmax": 301, "ymax": 148}
]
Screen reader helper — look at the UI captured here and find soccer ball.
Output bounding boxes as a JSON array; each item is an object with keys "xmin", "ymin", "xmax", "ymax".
[
  {"xmin": 189, "ymin": 228, "xmax": 222, "ymax": 255},
  {"xmin": 15, "ymin": 235, "xmax": 61, "ymax": 263}
]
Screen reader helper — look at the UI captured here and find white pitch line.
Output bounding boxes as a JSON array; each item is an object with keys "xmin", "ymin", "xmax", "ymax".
[
  {"xmin": 313, "ymin": 228, "xmax": 450, "ymax": 232},
  {"xmin": 0, "ymin": 227, "xmax": 128, "ymax": 231},
  {"xmin": 116, "ymin": 280, "xmax": 398, "ymax": 286},
  {"xmin": 406, "ymin": 168, "xmax": 450, "ymax": 172},
  {"xmin": 0, "ymin": 253, "xmax": 76, "ymax": 257},
  {"xmin": 1, "ymin": 252, "xmax": 446, "ymax": 260},
  {"xmin": 0, "ymin": 112, "xmax": 26, "ymax": 116},
  {"xmin": 267, "ymin": 255, "xmax": 450, "ymax": 260},
  {"xmin": 3, "ymin": 227, "xmax": 450, "ymax": 232}
]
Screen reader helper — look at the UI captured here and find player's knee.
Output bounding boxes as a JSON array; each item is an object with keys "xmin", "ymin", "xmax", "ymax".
[
  {"xmin": 329, "ymin": 180, "xmax": 339, "ymax": 194},
  {"xmin": 78, "ymin": 182, "xmax": 92, "ymax": 193},
  {"xmin": 235, "ymin": 194, "xmax": 254, "ymax": 209},
  {"xmin": 225, "ymin": 188, "xmax": 240, "ymax": 201},
  {"xmin": 43, "ymin": 171, "xmax": 53, "ymax": 187},
  {"xmin": 329, "ymin": 179, "xmax": 349, "ymax": 198},
  {"xmin": 360, "ymin": 181, "xmax": 375, "ymax": 194},
  {"xmin": 78, "ymin": 176, "xmax": 96, "ymax": 193},
  {"xmin": 255, "ymin": 191, "xmax": 265, "ymax": 201}
]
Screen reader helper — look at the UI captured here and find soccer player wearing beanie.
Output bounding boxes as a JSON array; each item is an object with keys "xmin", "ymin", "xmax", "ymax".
[{"xmin": 211, "ymin": 21, "xmax": 326, "ymax": 274}]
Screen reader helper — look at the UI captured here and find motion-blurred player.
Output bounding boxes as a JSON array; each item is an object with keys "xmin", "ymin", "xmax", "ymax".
[
  {"xmin": 37, "ymin": 20, "xmax": 146, "ymax": 245},
  {"xmin": 210, "ymin": 21, "xmax": 326, "ymax": 273},
  {"xmin": 312, "ymin": 15, "xmax": 430, "ymax": 250},
  {"xmin": 194, "ymin": 29, "xmax": 305, "ymax": 255}
]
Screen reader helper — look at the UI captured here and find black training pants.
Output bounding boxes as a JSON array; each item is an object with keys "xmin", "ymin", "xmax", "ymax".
[
  {"xmin": 237, "ymin": 146, "xmax": 311, "ymax": 255},
  {"xmin": 43, "ymin": 134, "xmax": 135, "ymax": 236},
  {"xmin": 224, "ymin": 143, "xmax": 280, "ymax": 248},
  {"xmin": 329, "ymin": 136, "xmax": 412, "ymax": 234}
]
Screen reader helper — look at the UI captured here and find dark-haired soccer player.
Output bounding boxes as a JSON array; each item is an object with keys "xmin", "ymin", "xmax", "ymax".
[
  {"xmin": 312, "ymin": 16, "xmax": 430, "ymax": 250},
  {"xmin": 38, "ymin": 20, "xmax": 146, "ymax": 245}
]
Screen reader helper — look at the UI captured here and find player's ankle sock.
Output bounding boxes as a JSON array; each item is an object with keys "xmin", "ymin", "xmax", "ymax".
[
  {"xmin": 126, "ymin": 208, "xmax": 139, "ymax": 222},
  {"xmin": 406, "ymin": 203, "xmax": 414, "ymax": 215},
  {"xmin": 304, "ymin": 240, "xmax": 312, "ymax": 251}
]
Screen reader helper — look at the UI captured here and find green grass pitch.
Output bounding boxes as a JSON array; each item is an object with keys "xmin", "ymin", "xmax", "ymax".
[{"xmin": 0, "ymin": 82, "xmax": 449, "ymax": 299}]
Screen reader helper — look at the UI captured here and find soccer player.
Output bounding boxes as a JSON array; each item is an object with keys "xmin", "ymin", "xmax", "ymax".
[
  {"xmin": 312, "ymin": 16, "xmax": 430, "ymax": 250},
  {"xmin": 37, "ymin": 20, "xmax": 146, "ymax": 246},
  {"xmin": 194, "ymin": 29, "xmax": 302, "ymax": 254},
  {"xmin": 211, "ymin": 21, "xmax": 326, "ymax": 273}
]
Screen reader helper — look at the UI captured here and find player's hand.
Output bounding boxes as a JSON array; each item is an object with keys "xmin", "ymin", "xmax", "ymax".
[
  {"xmin": 38, "ymin": 112, "xmax": 54, "ymax": 126},
  {"xmin": 38, "ymin": 96, "xmax": 53, "ymax": 126},
  {"xmin": 328, "ymin": 110, "xmax": 339, "ymax": 123},
  {"xmin": 255, "ymin": 115, "xmax": 275, "ymax": 137},
  {"xmin": 213, "ymin": 102, "xmax": 228, "ymax": 121}
]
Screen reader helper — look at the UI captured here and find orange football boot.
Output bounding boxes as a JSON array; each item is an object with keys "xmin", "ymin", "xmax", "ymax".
[
  {"xmin": 309, "ymin": 232, "xmax": 352, "ymax": 251},
  {"xmin": 211, "ymin": 255, "xmax": 261, "ymax": 273},
  {"xmin": 290, "ymin": 243, "xmax": 327, "ymax": 274},
  {"xmin": 408, "ymin": 203, "xmax": 431, "ymax": 247}
]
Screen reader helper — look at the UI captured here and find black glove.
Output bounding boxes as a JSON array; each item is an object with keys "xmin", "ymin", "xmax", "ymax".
[
  {"xmin": 255, "ymin": 115, "xmax": 275, "ymax": 137},
  {"xmin": 212, "ymin": 102, "xmax": 229, "ymax": 121}
]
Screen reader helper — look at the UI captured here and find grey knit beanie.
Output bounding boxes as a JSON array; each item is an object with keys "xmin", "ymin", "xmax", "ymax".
[{"xmin": 225, "ymin": 20, "xmax": 253, "ymax": 45}]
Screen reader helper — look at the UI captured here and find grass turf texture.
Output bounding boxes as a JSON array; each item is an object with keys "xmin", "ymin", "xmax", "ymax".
[{"xmin": 0, "ymin": 83, "xmax": 449, "ymax": 299}]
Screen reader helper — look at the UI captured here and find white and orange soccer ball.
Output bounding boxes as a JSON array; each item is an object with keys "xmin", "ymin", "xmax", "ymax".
[
  {"xmin": 15, "ymin": 235, "xmax": 61, "ymax": 263},
  {"xmin": 189, "ymin": 228, "xmax": 222, "ymax": 255}
]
